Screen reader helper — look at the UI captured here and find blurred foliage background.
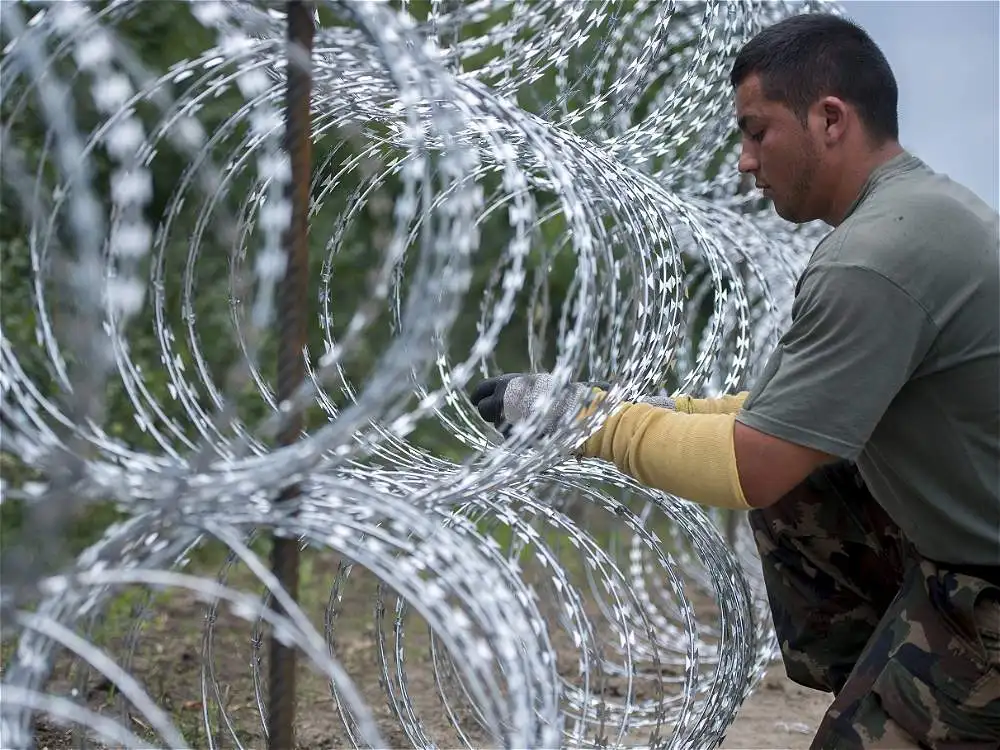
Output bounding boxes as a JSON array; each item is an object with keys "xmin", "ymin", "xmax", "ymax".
[{"xmin": 1, "ymin": 0, "xmax": 742, "ymax": 561}]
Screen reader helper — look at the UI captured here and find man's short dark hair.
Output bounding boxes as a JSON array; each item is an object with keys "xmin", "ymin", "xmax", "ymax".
[{"xmin": 730, "ymin": 13, "xmax": 899, "ymax": 142}]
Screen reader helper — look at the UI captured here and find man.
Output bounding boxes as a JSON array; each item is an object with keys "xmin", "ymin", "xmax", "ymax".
[{"xmin": 470, "ymin": 13, "xmax": 1000, "ymax": 750}]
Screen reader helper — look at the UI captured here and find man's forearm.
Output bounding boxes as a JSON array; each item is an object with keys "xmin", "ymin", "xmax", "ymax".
[
  {"xmin": 580, "ymin": 402, "xmax": 751, "ymax": 510},
  {"xmin": 674, "ymin": 391, "xmax": 750, "ymax": 415},
  {"xmin": 579, "ymin": 393, "xmax": 834, "ymax": 509}
]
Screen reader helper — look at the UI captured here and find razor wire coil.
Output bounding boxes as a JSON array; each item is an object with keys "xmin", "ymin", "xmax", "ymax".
[{"xmin": 1, "ymin": 1, "xmax": 836, "ymax": 747}]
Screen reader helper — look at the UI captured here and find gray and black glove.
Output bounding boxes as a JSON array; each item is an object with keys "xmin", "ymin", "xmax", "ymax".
[
  {"xmin": 469, "ymin": 372, "xmax": 678, "ymax": 438},
  {"xmin": 469, "ymin": 372, "xmax": 606, "ymax": 438}
]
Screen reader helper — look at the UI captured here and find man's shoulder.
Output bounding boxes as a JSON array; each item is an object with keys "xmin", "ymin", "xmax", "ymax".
[
  {"xmin": 798, "ymin": 167, "xmax": 998, "ymax": 339},
  {"xmin": 812, "ymin": 170, "xmax": 997, "ymax": 276},
  {"xmin": 861, "ymin": 169, "xmax": 993, "ymax": 231}
]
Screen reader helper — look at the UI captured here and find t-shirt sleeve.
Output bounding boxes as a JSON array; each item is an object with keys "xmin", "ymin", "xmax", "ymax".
[{"xmin": 735, "ymin": 262, "xmax": 937, "ymax": 460}]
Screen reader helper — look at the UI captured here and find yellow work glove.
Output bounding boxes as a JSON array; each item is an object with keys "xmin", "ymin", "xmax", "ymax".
[
  {"xmin": 673, "ymin": 392, "xmax": 749, "ymax": 414},
  {"xmin": 469, "ymin": 373, "xmax": 751, "ymax": 511},
  {"xmin": 579, "ymin": 400, "xmax": 751, "ymax": 511}
]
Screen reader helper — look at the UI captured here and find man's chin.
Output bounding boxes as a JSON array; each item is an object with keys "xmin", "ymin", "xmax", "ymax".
[{"xmin": 773, "ymin": 201, "xmax": 804, "ymax": 224}]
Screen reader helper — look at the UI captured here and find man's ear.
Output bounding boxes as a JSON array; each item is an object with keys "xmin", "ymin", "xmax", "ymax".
[{"xmin": 818, "ymin": 95, "xmax": 849, "ymax": 144}]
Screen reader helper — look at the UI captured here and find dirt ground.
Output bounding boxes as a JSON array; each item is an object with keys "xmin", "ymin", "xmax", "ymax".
[
  {"xmin": 720, "ymin": 669, "xmax": 832, "ymax": 749},
  {"xmin": 14, "ymin": 551, "xmax": 834, "ymax": 750},
  {"xmin": 29, "ymin": 674, "xmax": 832, "ymax": 750}
]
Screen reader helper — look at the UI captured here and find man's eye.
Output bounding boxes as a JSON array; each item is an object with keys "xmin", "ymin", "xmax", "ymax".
[{"xmin": 750, "ymin": 131, "xmax": 765, "ymax": 142}]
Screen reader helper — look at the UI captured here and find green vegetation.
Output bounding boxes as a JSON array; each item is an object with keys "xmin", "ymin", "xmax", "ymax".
[{"xmin": 1, "ymin": 1, "xmax": 734, "ymax": 609}]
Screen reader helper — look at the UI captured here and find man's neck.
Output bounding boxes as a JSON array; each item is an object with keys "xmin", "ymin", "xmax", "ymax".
[{"xmin": 825, "ymin": 141, "xmax": 905, "ymax": 226}]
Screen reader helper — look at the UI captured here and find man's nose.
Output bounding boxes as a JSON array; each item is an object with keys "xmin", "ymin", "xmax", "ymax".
[{"xmin": 737, "ymin": 148, "xmax": 759, "ymax": 175}]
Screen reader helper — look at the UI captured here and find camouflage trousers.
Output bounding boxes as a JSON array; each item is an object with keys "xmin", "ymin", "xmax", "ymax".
[{"xmin": 749, "ymin": 460, "xmax": 1000, "ymax": 749}]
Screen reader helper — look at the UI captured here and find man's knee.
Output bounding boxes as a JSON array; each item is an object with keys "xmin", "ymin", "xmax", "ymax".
[
  {"xmin": 811, "ymin": 564, "xmax": 1000, "ymax": 749},
  {"xmin": 815, "ymin": 642, "xmax": 1000, "ymax": 749}
]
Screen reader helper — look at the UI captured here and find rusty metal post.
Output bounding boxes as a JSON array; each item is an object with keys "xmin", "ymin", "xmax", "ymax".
[{"xmin": 269, "ymin": 2, "xmax": 313, "ymax": 749}]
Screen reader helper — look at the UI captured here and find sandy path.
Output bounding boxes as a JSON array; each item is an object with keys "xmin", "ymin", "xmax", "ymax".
[{"xmin": 722, "ymin": 665, "xmax": 833, "ymax": 749}]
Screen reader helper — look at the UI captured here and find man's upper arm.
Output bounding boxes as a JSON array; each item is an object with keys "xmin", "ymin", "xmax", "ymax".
[
  {"xmin": 734, "ymin": 262, "xmax": 937, "ymax": 504},
  {"xmin": 732, "ymin": 421, "xmax": 836, "ymax": 507}
]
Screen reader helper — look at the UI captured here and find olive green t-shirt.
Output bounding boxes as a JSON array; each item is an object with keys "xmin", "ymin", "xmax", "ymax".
[{"xmin": 737, "ymin": 152, "xmax": 1000, "ymax": 567}]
